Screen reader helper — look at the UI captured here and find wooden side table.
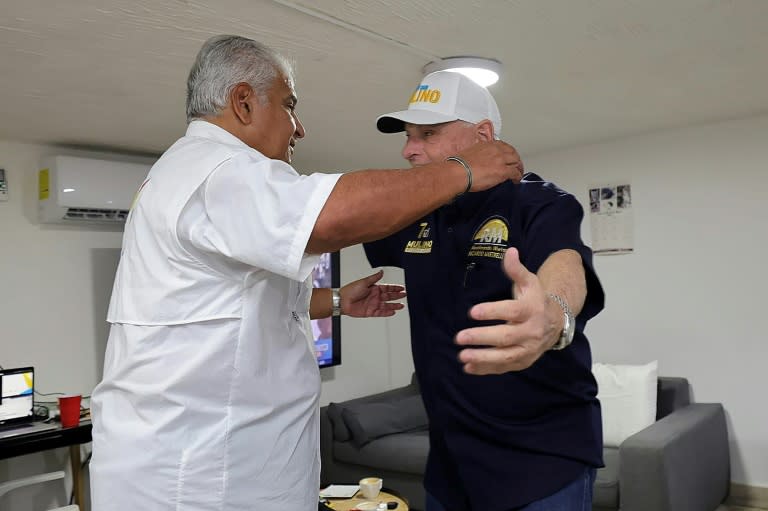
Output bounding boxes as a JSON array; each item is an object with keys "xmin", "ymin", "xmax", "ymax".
[{"xmin": 323, "ymin": 490, "xmax": 409, "ymax": 511}]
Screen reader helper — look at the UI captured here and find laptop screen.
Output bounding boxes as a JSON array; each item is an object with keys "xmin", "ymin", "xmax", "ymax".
[{"xmin": 0, "ymin": 367, "xmax": 35, "ymax": 426}]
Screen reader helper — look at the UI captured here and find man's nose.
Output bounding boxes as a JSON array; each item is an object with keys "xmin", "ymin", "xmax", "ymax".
[
  {"xmin": 402, "ymin": 139, "xmax": 421, "ymax": 161},
  {"xmin": 294, "ymin": 114, "xmax": 306, "ymax": 139}
]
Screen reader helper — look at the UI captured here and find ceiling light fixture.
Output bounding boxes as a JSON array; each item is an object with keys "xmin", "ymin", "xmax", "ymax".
[{"xmin": 422, "ymin": 56, "xmax": 502, "ymax": 87}]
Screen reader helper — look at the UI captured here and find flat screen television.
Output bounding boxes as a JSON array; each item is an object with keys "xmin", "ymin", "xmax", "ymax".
[{"xmin": 311, "ymin": 251, "xmax": 341, "ymax": 368}]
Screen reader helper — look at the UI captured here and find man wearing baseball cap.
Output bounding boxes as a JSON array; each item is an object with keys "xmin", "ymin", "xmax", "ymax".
[{"xmin": 364, "ymin": 71, "xmax": 605, "ymax": 511}]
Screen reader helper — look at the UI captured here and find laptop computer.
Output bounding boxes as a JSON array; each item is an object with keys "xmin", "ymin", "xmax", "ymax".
[{"xmin": 0, "ymin": 366, "xmax": 59, "ymax": 439}]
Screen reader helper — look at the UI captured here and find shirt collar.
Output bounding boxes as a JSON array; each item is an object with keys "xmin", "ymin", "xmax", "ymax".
[{"xmin": 186, "ymin": 120, "xmax": 252, "ymax": 150}]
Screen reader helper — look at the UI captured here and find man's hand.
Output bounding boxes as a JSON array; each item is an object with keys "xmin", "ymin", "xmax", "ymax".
[
  {"xmin": 457, "ymin": 140, "xmax": 524, "ymax": 191},
  {"xmin": 455, "ymin": 248, "xmax": 562, "ymax": 375},
  {"xmin": 341, "ymin": 270, "xmax": 406, "ymax": 318}
]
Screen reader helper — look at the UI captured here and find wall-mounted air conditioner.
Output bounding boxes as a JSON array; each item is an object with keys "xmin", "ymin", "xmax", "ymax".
[{"xmin": 38, "ymin": 155, "xmax": 152, "ymax": 224}]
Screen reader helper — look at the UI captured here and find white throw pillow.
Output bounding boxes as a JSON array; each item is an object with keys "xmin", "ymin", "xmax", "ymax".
[{"xmin": 592, "ymin": 361, "xmax": 658, "ymax": 447}]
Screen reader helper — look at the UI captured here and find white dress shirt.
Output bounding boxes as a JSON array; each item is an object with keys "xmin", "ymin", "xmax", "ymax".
[{"xmin": 90, "ymin": 120, "xmax": 341, "ymax": 510}]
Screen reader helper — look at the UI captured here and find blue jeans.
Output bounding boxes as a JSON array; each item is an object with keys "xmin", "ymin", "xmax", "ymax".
[{"xmin": 426, "ymin": 468, "xmax": 596, "ymax": 511}]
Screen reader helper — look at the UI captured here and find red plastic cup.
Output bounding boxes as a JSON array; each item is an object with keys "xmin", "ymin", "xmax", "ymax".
[{"xmin": 58, "ymin": 394, "xmax": 82, "ymax": 428}]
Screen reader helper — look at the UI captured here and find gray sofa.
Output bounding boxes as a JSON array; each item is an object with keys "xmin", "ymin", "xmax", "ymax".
[{"xmin": 320, "ymin": 375, "xmax": 730, "ymax": 511}]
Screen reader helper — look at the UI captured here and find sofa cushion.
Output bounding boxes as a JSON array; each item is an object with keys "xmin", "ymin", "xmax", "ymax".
[
  {"xmin": 656, "ymin": 377, "xmax": 690, "ymax": 420},
  {"xmin": 593, "ymin": 361, "xmax": 658, "ymax": 447},
  {"xmin": 593, "ymin": 446, "xmax": 620, "ymax": 509},
  {"xmin": 326, "ymin": 402, "xmax": 352, "ymax": 442},
  {"xmin": 334, "ymin": 430, "xmax": 429, "ymax": 475},
  {"xmin": 340, "ymin": 393, "xmax": 429, "ymax": 447}
]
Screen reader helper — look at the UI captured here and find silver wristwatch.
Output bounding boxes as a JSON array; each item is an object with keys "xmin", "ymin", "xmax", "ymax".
[
  {"xmin": 547, "ymin": 293, "xmax": 575, "ymax": 350},
  {"xmin": 331, "ymin": 288, "xmax": 342, "ymax": 317}
]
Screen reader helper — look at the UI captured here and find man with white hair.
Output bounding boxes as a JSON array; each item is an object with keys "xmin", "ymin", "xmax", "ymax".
[
  {"xmin": 90, "ymin": 36, "xmax": 523, "ymax": 510},
  {"xmin": 365, "ymin": 71, "xmax": 605, "ymax": 511}
]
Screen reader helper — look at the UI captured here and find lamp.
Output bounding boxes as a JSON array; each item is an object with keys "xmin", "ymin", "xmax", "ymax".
[{"xmin": 422, "ymin": 56, "xmax": 502, "ymax": 87}]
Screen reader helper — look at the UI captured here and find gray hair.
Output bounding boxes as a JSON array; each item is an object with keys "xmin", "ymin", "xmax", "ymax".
[{"xmin": 185, "ymin": 35, "xmax": 294, "ymax": 122}]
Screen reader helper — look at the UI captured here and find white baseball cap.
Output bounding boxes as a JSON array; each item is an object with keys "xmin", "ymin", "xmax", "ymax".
[{"xmin": 376, "ymin": 70, "xmax": 502, "ymax": 138}]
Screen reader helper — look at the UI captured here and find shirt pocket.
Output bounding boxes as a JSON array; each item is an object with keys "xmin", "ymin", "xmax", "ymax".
[{"xmin": 461, "ymin": 256, "xmax": 512, "ymax": 307}]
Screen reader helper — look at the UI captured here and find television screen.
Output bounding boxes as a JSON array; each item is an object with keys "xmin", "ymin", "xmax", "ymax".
[{"xmin": 311, "ymin": 252, "xmax": 341, "ymax": 368}]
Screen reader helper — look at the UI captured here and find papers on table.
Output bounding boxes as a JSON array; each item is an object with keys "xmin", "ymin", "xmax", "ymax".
[{"xmin": 319, "ymin": 484, "xmax": 359, "ymax": 498}]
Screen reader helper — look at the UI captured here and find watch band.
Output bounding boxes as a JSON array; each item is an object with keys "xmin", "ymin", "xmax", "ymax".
[
  {"xmin": 547, "ymin": 293, "xmax": 574, "ymax": 350},
  {"xmin": 331, "ymin": 288, "xmax": 342, "ymax": 317}
]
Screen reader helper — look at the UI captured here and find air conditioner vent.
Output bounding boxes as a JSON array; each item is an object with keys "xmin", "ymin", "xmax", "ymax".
[
  {"xmin": 38, "ymin": 155, "xmax": 152, "ymax": 225},
  {"xmin": 64, "ymin": 208, "xmax": 129, "ymax": 222}
]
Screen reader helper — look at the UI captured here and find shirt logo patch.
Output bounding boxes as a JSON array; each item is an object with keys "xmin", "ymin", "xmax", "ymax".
[
  {"xmin": 409, "ymin": 84, "xmax": 442, "ymax": 105},
  {"xmin": 404, "ymin": 222, "xmax": 433, "ymax": 254},
  {"xmin": 467, "ymin": 217, "xmax": 509, "ymax": 260}
]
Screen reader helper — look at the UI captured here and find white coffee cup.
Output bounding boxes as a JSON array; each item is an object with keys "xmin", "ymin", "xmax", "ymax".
[{"xmin": 359, "ymin": 477, "xmax": 383, "ymax": 499}]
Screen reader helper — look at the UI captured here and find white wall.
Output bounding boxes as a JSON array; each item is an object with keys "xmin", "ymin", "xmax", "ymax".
[
  {"xmin": 0, "ymin": 140, "xmax": 127, "ymax": 394},
  {"xmin": 520, "ymin": 114, "xmax": 768, "ymax": 486}
]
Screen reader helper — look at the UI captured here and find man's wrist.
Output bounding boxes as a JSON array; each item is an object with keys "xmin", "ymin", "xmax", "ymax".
[
  {"xmin": 445, "ymin": 156, "xmax": 473, "ymax": 197},
  {"xmin": 547, "ymin": 293, "xmax": 575, "ymax": 350}
]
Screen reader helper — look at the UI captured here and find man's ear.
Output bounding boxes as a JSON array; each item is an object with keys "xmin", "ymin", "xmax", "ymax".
[
  {"xmin": 476, "ymin": 119, "xmax": 495, "ymax": 142},
  {"xmin": 231, "ymin": 82, "xmax": 255, "ymax": 125}
]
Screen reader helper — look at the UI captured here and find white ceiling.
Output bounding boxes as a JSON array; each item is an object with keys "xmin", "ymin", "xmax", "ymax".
[{"xmin": 2, "ymin": 0, "xmax": 767, "ymax": 171}]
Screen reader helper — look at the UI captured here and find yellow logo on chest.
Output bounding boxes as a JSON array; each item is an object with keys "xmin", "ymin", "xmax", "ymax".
[
  {"xmin": 404, "ymin": 222, "xmax": 433, "ymax": 254},
  {"xmin": 467, "ymin": 218, "xmax": 509, "ymax": 260}
]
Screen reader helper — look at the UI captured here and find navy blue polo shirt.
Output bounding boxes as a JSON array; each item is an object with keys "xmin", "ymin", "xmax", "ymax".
[{"xmin": 364, "ymin": 173, "xmax": 605, "ymax": 511}]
